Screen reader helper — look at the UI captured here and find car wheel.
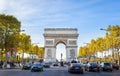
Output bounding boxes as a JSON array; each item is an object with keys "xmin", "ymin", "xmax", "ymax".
[
  {"xmin": 102, "ymin": 68, "xmax": 104, "ymax": 71},
  {"xmin": 110, "ymin": 70, "xmax": 113, "ymax": 72},
  {"xmin": 117, "ymin": 68, "xmax": 119, "ymax": 70},
  {"xmin": 97, "ymin": 69, "xmax": 100, "ymax": 72},
  {"xmin": 68, "ymin": 70, "xmax": 72, "ymax": 73},
  {"xmin": 88, "ymin": 68, "xmax": 90, "ymax": 72},
  {"xmin": 68, "ymin": 70, "xmax": 70, "ymax": 73},
  {"xmin": 80, "ymin": 71, "xmax": 84, "ymax": 74}
]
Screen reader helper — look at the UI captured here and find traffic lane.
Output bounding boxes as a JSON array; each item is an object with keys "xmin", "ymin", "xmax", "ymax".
[
  {"xmin": 0, "ymin": 69, "xmax": 30, "ymax": 76},
  {"xmin": 30, "ymin": 69, "xmax": 120, "ymax": 76},
  {"xmin": 0, "ymin": 68, "xmax": 120, "ymax": 76},
  {"xmin": 28, "ymin": 69, "xmax": 120, "ymax": 76}
]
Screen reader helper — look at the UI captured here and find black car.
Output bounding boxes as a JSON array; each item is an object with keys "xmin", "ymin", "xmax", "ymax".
[
  {"xmin": 22, "ymin": 62, "xmax": 32, "ymax": 70},
  {"xmin": 31, "ymin": 62, "xmax": 43, "ymax": 72},
  {"xmin": 112, "ymin": 63, "xmax": 119, "ymax": 70},
  {"xmin": 68, "ymin": 63, "xmax": 84, "ymax": 74},
  {"xmin": 52, "ymin": 62, "xmax": 59, "ymax": 66},
  {"xmin": 0, "ymin": 61, "xmax": 3, "ymax": 69},
  {"xmin": 86, "ymin": 62, "xmax": 100, "ymax": 72}
]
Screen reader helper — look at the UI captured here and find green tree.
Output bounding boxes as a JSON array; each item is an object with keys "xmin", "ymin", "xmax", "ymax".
[{"xmin": 0, "ymin": 14, "xmax": 21, "ymax": 61}]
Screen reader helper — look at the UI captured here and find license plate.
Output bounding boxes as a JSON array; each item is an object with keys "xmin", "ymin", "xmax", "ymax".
[
  {"xmin": 75, "ymin": 67, "xmax": 79, "ymax": 69},
  {"xmin": 94, "ymin": 68, "xmax": 97, "ymax": 70}
]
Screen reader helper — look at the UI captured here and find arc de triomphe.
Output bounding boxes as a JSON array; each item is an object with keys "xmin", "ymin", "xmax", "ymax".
[{"xmin": 43, "ymin": 28, "xmax": 78, "ymax": 62}]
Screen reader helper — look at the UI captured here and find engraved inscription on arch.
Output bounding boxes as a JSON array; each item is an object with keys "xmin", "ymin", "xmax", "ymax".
[
  {"xmin": 45, "ymin": 39, "xmax": 54, "ymax": 45},
  {"xmin": 47, "ymin": 49, "xmax": 52, "ymax": 58},
  {"xmin": 68, "ymin": 40, "xmax": 77, "ymax": 45},
  {"xmin": 70, "ymin": 49, "xmax": 75, "ymax": 58}
]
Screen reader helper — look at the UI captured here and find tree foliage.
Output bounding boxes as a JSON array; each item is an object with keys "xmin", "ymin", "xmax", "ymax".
[
  {"xmin": 78, "ymin": 25, "xmax": 120, "ymax": 63},
  {"xmin": 0, "ymin": 14, "xmax": 45, "ymax": 61},
  {"xmin": 0, "ymin": 14, "xmax": 21, "ymax": 50}
]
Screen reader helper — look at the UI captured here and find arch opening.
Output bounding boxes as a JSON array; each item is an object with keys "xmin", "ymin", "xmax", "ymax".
[{"xmin": 56, "ymin": 43, "xmax": 66, "ymax": 62}]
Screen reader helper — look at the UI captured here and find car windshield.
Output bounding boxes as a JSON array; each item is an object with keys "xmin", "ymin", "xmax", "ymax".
[
  {"xmin": 72, "ymin": 63, "xmax": 81, "ymax": 67},
  {"xmin": 104, "ymin": 63, "xmax": 110, "ymax": 66},
  {"xmin": 45, "ymin": 63, "xmax": 50, "ymax": 65},
  {"xmin": 53, "ymin": 62, "xmax": 58, "ymax": 64},
  {"xmin": 33, "ymin": 63, "xmax": 41, "ymax": 66},
  {"xmin": 24, "ymin": 63, "xmax": 31, "ymax": 65},
  {"xmin": 90, "ymin": 63, "xmax": 97, "ymax": 66}
]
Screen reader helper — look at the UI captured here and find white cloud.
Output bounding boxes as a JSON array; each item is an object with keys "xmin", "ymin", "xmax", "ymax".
[
  {"xmin": 1, "ymin": 0, "xmax": 120, "ymax": 48},
  {"xmin": 0, "ymin": 0, "xmax": 37, "ymax": 21}
]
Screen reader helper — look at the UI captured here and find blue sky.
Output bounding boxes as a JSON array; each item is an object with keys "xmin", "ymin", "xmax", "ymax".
[{"xmin": 0, "ymin": 0, "xmax": 120, "ymax": 60}]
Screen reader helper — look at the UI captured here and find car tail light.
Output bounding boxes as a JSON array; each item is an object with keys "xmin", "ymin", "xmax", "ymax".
[
  {"xmin": 80, "ymin": 66, "xmax": 84, "ymax": 69},
  {"xmin": 111, "ymin": 64, "xmax": 113, "ymax": 68}
]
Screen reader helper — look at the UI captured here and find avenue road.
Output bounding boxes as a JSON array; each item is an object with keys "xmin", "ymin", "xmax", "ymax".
[{"xmin": 0, "ymin": 66, "xmax": 120, "ymax": 76}]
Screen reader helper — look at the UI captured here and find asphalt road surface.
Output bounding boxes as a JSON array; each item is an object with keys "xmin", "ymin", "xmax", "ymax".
[{"xmin": 0, "ymin": 66, "xmax": 120, "ymax": 76}]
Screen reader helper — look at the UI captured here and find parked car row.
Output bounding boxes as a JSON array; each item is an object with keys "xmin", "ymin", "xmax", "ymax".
[
  {"xmin": 67, "ymin": 61, "xmax": 120, "ymax": 74},
  {"xmin": 83, "ymin": 62, "xmax": 119, "ymax": 72}
]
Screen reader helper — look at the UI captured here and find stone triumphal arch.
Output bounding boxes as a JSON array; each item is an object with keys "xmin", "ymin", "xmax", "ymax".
[{"xmin": 43, "ymin": 28, "xmax": 78, "ymax": 62}]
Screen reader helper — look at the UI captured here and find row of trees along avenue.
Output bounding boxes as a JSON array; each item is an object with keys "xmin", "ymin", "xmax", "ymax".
[
  {"xmin": 0, "ymin": 14, "xmax": 44, "ymax": 63},
  {"xmin": 78, "ymin": 25, "xmax": 120, "ymax": 65}
]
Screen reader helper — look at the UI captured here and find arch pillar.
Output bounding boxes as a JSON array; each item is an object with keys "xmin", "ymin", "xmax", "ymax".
[
  {"xmin": 66, "ymin": 46, "xmax": 78, "ymax": 62},
  {"xmin": 44, "ymin": 46, "xmax": 56, "ymax": 62}
]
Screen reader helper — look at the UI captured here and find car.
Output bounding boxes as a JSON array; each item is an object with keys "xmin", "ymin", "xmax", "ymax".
[
  {"xmin": 71, "ymin": 60, "xmax": 77, "ymax": 63},
  {"xmin": 22, "ymin": 62, "xmax": 32, "ymax": 70},
  {"xmin": 100, "ymin": 62, "xmax": 113, "ymax": 72},
  {"xmin": 68, "ymin": 63, "xmax": 84, "ymax": 74},
  {"xmin": 52, "ymin": 62, "xmax": 59, "ymax": 66},
  {"xmin": 0, "ymin": 61, "xmax": 3, "ymax": 69},
  {"xmin": 31, "ymin": 62, "xmax": 43, "ymax": 72},
  {"xmin": 43, "ymin": 62, "xmax": 51, "ymax": 68},
  {"xmin": 112, "ymin": 63, "xmax": 119, "ymax": 70},
  {"xmin": 86, "ymin": 62, "xmax": 100, "ymax": 72}
]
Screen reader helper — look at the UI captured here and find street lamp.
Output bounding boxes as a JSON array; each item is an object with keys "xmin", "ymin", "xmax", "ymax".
[
  {"xmin": 61, "ymin": 53, "xmax": 63, "ymax": 61},
  {"xmin": 100, "ymin": 28, "xmax": 108, "ymax": 31}
]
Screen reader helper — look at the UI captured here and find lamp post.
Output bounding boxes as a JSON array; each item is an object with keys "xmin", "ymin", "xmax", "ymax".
[
  {"xmin": 0, "ymin": 49, "xmax": 2, "ymax": 61},
  {"xmin": 17, "ymin": 53, "xmax": 20, "ymax": 62},
  {"xmin": 61, "ymin": 53, "xmax": 63, "ymax": 61}
]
